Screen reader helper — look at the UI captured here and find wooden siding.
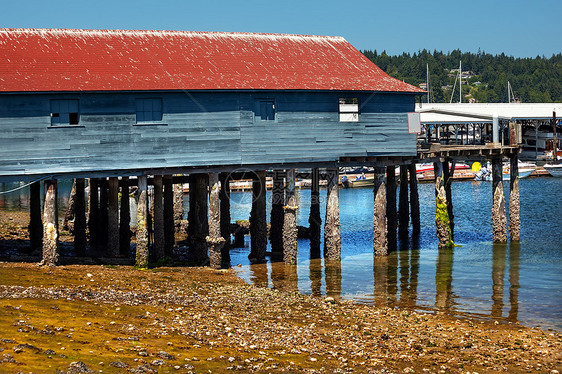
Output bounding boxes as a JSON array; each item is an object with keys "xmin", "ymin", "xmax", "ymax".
[{"xmin": 0, "ymin": 91, "xmax": 416, "ymax": 181}]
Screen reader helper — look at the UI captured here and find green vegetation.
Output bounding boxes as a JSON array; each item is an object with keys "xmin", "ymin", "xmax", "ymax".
[{"xmin": 362, "ymin": 49, "xmax": 562, "ymax": 103}]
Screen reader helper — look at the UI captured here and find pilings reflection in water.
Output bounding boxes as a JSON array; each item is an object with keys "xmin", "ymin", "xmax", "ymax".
[{"xmin": 237, "ymin": 240, "xmax": 523, "ymax": 324}]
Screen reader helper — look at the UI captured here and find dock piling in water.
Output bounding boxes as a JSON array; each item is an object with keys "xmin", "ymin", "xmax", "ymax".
[
  {"xmin": 107, "ymin": 177, "xmax": 120, "ymax": 257},
  {"xmin": 119, "ymin": 177, "xmax": 131, "ymax": 256},
  {"xmin": 41, "ymin": 179, "xmax": 58, "ymax": 266},
  {"xmin": 270, "ymin": 170, "xmax": 285, "ymax": 254},
  {"xmin": 509, "ymin": 154, "xmax": 521, "ymax": 241},
  {"xmin": 189, "ymin": 173, "xmax": 209, "ymax": 264},
  {"xmin": 74, "ymin": 178, "xmax": 87, "ymax": 256},
  {"xmin": 88, "ymin": 178, "xmax": 100, "ymax": 248},
  {"xmin": 408, "ymin": 164, "xmax": 421, "ymax": 236},
  {"xmin": 309, "ymin": 168, "xmax": 322, "ymax": 257},
  {"xmin": 324, "ymin": 168, "xmax": 341, "ymax": 260},
  {"xmin": 219, "ymin": 172, "xmax": 231, "ymax": 266},
  {"xmin": 283, "ymin": 169, "xmax": 298, "ymax": 265},
  {"xmin": 152, "ymin": 175, "xmax": 165, "ymax": 261},
  {"xmin": 373, "ymin": 166, "xmax": 388, "ymax": 256},
  {"xmin": 386, "ymin": 165, "xmax": 397, "ymax": 252},
  {"xmin": 398, "ymin": 165, "xmax": 409, "ymax": 239},
  {"xmin": 492, "ymin": 157, "xmax": 507, "ymax": 243},
  {"xmin": 136, "ymin": 175, "xmax": 149, "ymax": 268},
  {"xmin": 207, "ymin": 173, "xmax": 225, "ymax": 269},
  {"xmin": 163, "ymin": 175, "xmax": 175, "ymax": 257},
  {"xmin": 250, "ymin": 170, "xmax": 267, "ymax": 263},
  {"xmin": 434, "ymin": 161, "xmax": 454, "ymax": 249}
]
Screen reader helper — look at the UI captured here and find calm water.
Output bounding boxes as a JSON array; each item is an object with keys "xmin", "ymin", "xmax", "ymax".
[
  {"xmin": 228, "ymin": 177, "xmax": 562, "ymax": 331},
  {"xmin": 1, "ymin": 177, "xmax": 561, "ymax": 330}
]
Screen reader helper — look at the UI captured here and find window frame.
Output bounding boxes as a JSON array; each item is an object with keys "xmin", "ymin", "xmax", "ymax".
[
  {"xmin": 50, "ymin": 99, "xmax": 80, "ymax": 126},
  {"xmin": 135, "ymin": 98, "xmax": 164, "ymax": 125},
  {"xmin": 339, "ymin": 97, "xmax": 359, "ymax": 122},
  {"xmin": 253, "ymin": 99, "xmax": 276, "ymax": 122}
]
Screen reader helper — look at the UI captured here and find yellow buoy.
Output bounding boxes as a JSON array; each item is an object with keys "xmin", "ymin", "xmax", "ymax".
[{"xmin": 472, "ymin": 162, "xmax": 481, "ymax": 172}]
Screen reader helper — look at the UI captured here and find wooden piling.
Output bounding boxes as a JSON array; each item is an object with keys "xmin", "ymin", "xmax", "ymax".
[
  {"xmin": 373, "ymin": 166, "xmax": 387, "ymax": 256},
  {"xmin": 250, "ymin": 170, "xmax": 267, "ymax": 263},
  {"xmin": 324, "ymin": 168, "xmax": 341, "ymax": 260},
  {"xmin": 207, "ymin": 173, "xmax": 225, "ymax": 269},
  {"xmin": 41, "ymin": 179, "xmax": 58, "ymax": 266},
  {"xmin": 398, "ymin": 165, "xmax": 409, "ymax": 238},
  {"xmin": 188, "ymin": 173, "xmax": 209, "ymax": 264},
  {"xmin": 87, "ymin": 178, "xmax": 100, "ymax": 246},
  {"xmin": 29, "ymin": 181, "xmax": 43, "ymax": 252},
  {"xmin": 173, "ymin": 182, "xmax": 184, "ymax": 231},
  {"xmin": 386, "ymin": 165, "xmax": 397, "ymax": 251},
  {"xmin": 136, "ymin": 175, "xmax": 149, "ymax": 268},
  {"xmin": 408, "ymin": 164, "xmax": 420, "ymax": 236},
  {"xmin": 492, "ymin": 157, "xmax": 507, "ymax": 243},
  {"xmin": 163, "ymin": 175, "xmax": 175, "ymax": 257},
  {"xmin": 119, "ymin": 177, "xmax": 131, "ymax": 256},
  {"xmin": 152, "ymin": 175, "xmax": 165, "ymax": 261},
  {"xmin": 309, "ymin": 168, "xmax": 321, "ymax": 257},
  {"xmin": 99, "ymin": 179, "xmax": 108, "ymax": 247},
  {"xmin": 443, "ymin": 159, "xmax": 456, "ymax": 238},
  {"xmin": 283, "ymin": 169, "xmax": 298, "ymax": 265},
  {"xmin": 219, "ymin": 172, "xmax": 231, "ymax": 266},
  {"xmin": 270, "ymin": 170, "xmax": 285, "ymax": 253},
  {"xmin": 62, "ymin": 179, "xmax": 77, "ymax": 232},
  {"xmin": 107, "ymin": 177, "xmax": 120, "ymax": 257},
  {"xmin": 74, "ymin": 178, "xmax": 87, "ymax": 256},
  {"xmin": 434, "ymin": 161, "xmax": 454, "ymax": 249},
  {"xmin": 509, "ymin": 154, "xmax": 520, "ymax": 241}
]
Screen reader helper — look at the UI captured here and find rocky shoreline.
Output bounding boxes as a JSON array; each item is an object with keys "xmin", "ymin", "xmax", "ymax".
[{"xmin": 0, "ymin": 262, "xmax": 561, "ymax": 373}]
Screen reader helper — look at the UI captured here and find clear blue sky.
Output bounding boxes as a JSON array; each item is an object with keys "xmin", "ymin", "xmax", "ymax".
[{"xmin": 1, "ymin": 0, "xmax": 560, "ymax": 58}]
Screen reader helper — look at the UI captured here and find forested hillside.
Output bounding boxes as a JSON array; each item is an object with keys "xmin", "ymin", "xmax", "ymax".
[{"xmin": 362, "ymin": 49, "xmax": 562, "ymax": 103}]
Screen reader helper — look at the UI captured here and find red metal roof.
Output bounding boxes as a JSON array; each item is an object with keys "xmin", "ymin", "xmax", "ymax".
[{"xmin": 0, "ymin": 28, "xmax": 424, "ymax": 93}]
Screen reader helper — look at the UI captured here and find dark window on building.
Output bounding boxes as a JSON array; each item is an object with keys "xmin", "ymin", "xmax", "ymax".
[
  {"xmin": 136, "ymin": 98, "xmax": 163, "ymax": 123},
  {"xmin": 254, "ymin": 99, "xmax": 275, "ymax": 121},
  {"xmin": 50, "ymin": 99, "xmax": 79, "ymax": 126},
  {"xmin": 339, "ymin": 97, "xmax": 359, "ymax": 122}
]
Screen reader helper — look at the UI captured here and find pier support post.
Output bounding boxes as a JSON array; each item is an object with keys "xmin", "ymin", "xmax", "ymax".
[
  {"xmin": 324, "ymin": 168, "xmax": 341, "ymax": 260},
  {"xmin": 434, "ymin": 161, "xmax": 454, "ymax": 249},
  {"xmin": 509, "ymin": 154, "xmax": 520, "ymax": 241},
  {"xmin": 188, "ymin": 173, "xmax": 209, "ymax": 264},
  {"xmin": 398, "ymin": 165, "xmax": 409, "ymax": 239},
  {"xmin": 29, "ymin": 181, "xmax": 43, "ymax": 252},
  {"xmin": 386, "ymin": 165, "xmax": 397, "ymax": 251},
  {"xmin": 74, "ymin": 178, "xmax": 87, "ymax": 256},
  {"xmin": 99, "ymin": 179, "xmax": 108, "ymax": 247},
  {"xmin": 87, "ymin": 178, "xmax": 100, "ymax": 247},
  {"xmin": 152, "ymin": 175, "xmax": 165, "ymax": 261},
  {"xmin": 408, "ymin": 164, "xmax": 421, "ymax": 236},
  {"xmin": 62, "ymin": 179, "xmax": 77, "ymax": 232},
  {"xmin": 119, "ymin": 177, "xmax": 131, "ymax": 256},
  {"xmin": 136, "ymin": 175, "xmax": 149, "ymax": 268},
  {"xmin": 41, "ymin": 179, "xmax": 58, "ymax": 266},
  {"xmin": 270, "ymin": 170, "xmax": 285, "ymax": 254},
  {"xmin": 443, "ymin": 159, "xmax": 456, "ymax": 238},
  {"xmin": 163, "ymin": 175, "xmax": 175, "ymax": 257},
  {"xmin": 250, "ymin": 170, "xmax": 267, "ymax": 263},
  {"xmin": 373, "ymin": 166, "xmax": 388, "ymax": 256},
  {"xmin": 173, "ymin": 182, "xmax": 184, "ymax": 232},
  {"xmin": 207, "ymin": 173, "xmax": 225, "ymax": 269},
  {"xmin": 107, "ymin": 177, "xmax": 120, "ymax": 257},
  {"xmin": 309, "ymin": 168, "xmax": 322, "ymax": 257},
  {"xmin": 283, "ymin": 169, "xmax": 298, "ymax": 265},
  {"xmin": 219, "ymin": 173, "xmax": 231, "ymax": 266},
  {"xmin": 492, "ymin": 157, "xmax": 507, "ymax": 243}
]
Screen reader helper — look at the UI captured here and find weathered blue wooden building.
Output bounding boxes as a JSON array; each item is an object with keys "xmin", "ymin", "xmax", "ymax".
[{"xmin": 0, "ymin": 28, "xmax": 423, "ymax": 267}]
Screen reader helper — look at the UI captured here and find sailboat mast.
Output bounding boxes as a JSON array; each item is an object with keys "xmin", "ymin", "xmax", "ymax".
[
  {"xmin": 426, "ymin": 63, "xmax": 428, "ymax": 103},
  {"xmin": 459, "ymin": 61, "xmax": 462, "ymax": 103}
]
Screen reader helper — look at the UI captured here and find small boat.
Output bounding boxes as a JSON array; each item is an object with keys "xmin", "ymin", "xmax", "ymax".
[
  {"xmin": 474, "ymin": 167, "xmax": 534, "ymax": 181},
  {"xmin": 544, "ymin": 164, "xmax": 562, "ymax": 177}
]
